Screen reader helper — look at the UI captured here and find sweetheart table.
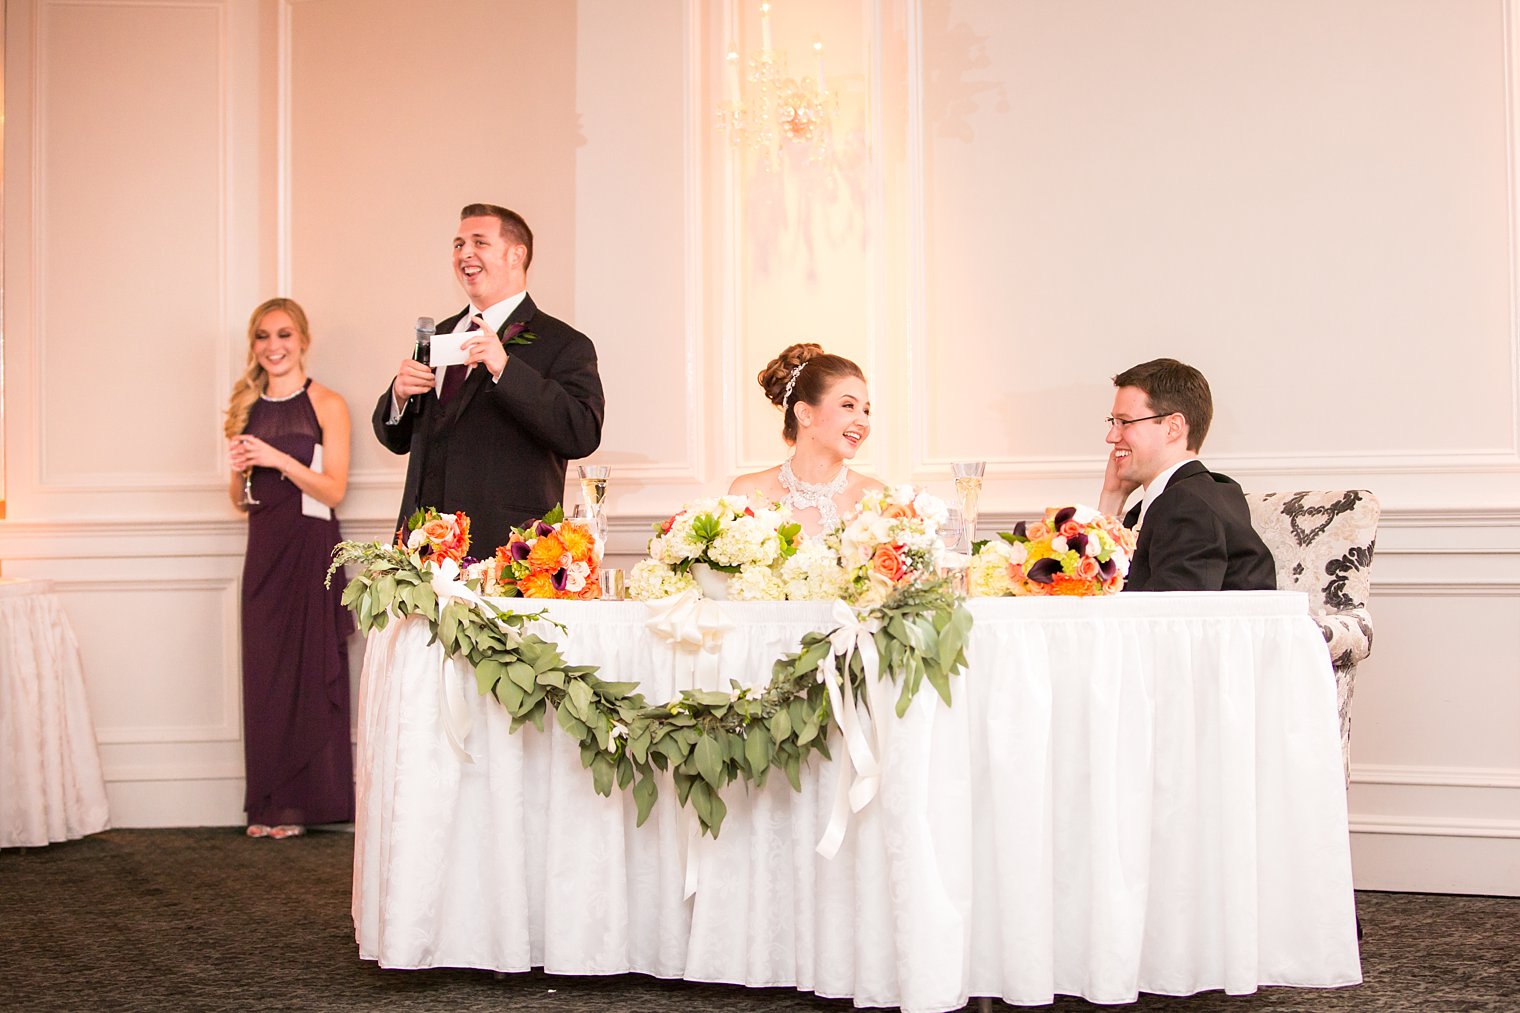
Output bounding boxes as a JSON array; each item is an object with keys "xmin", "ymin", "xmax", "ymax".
[{"xmin": 352, "ymin": 591, "xmax": 1360, "ymax": 1011}]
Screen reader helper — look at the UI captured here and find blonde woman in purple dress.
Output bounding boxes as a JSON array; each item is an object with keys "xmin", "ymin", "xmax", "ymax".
[{"xmin": 225, "ymin": 298, "xmax": 353, "ymax": 840}]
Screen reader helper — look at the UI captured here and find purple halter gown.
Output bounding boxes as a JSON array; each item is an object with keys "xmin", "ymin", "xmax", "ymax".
[{"xmin": 239, "ymin": 379, "xmax": 354, "ymax": 827}]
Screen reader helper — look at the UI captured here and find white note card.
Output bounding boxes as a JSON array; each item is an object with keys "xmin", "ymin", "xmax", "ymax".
[
  {"xmin": 428, "ymin": 331, "xmax": 471, "ymax": 368},
  {"xmin": 301, "ymin": 444, "xmax": 332, "ymax": 520}
]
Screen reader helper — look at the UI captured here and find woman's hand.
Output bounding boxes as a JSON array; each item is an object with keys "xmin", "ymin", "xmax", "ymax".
[{"xmin": 228, "ymin": 435, "xmax": 288, "ymax": 474}]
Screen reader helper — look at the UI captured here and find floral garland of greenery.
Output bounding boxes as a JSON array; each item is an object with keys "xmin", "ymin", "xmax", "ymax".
[{"xmin": 329, "ymin": 542, "xmax": 973, "ymax": 838}]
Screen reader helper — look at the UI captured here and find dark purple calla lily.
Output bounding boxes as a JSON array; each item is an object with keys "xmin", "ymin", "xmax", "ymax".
[
  {"xmin": 1066, "ymin": 532, "xmax": 1088, "ymax": 556},
  {"xmin": 461, "ymin": 556, "xmax": 480, "ymax": 568},
  {"xmin": 1099, "ymin": 557, "xmax": 1117, "ymax": 579},
  {"xmin": 535, "ymin": 520, "xmax": 555, "ymax": 538},
  {"xmin": 551, "ymin": 568, "xmax": 569, "ymax": 592},
  {"xmin": 509, "ymin": 540, "xmax": 531, "ymax": 562},
  {"xmin": 1053, "ymin": 506, "xmax": 1077, "ymax": 528},
  {"xmin": 1011, "ymin": 520, "xmax": 1028, "ymax": 539},
  {"xmin": 1026, "ymin": 557, "xmax": 1063, "ymax": 584}
]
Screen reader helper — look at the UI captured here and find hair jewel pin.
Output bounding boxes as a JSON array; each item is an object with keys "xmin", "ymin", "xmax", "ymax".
[{"xmin": 782, "ymin": 362, "xmax": 807, "ymax": 410}]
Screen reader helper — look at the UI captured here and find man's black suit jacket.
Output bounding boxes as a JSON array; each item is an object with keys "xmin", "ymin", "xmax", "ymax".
[
  {"xmin": 1122, "ymin": 460, "xmax": 1276, "ymax": 592},
  {"xmin": 373, "ymin": 294, "xmax": 604, "ymax": 556}
]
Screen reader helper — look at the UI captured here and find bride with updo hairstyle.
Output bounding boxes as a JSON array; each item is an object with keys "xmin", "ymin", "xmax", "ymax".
[{"xmin": 728, "ymin": 342, "xmax": 884, "ymax": 536}]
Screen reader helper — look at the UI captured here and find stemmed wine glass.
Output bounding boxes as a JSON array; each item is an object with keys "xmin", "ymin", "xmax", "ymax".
[{"xmin": 938, "ymin": 507, "xmax": 970, "ymax": 595}]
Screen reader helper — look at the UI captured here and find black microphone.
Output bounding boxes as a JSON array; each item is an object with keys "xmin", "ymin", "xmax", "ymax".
[
  {"xmin": 413, "ymin": 316, "xmax": 436, "ymax": 363},
  {"xmin": 407, "ymin": 316, "xmax": 437, "ymax": 415}
]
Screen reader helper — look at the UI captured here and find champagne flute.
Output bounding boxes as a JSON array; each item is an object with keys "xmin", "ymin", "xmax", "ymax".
[
  {"xmin": 578, "ymin": 465, "xmax": 610, "ymax": 544},
  {"xmin": 950, "ymin": 461, "xmax": 985, "ymax": 555},
  {"xmin": 237, "ymin": 436, "xmax": 260, "ymax": 507}
]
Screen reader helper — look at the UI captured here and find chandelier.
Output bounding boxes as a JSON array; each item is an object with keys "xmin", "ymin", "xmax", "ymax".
[{"xmin": 715, "ymin": 2, "xmax": 836, "ymax": 170}]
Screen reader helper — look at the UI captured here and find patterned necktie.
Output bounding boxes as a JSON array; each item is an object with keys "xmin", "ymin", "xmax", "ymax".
[{"xmin": 438, "ymin": 318, "xmax": 482, "ymax": 404}]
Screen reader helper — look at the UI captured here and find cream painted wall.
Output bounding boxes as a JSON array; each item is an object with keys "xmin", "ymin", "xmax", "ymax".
[{"xmin": 1, "ymin": 0, "xmax": 1514, "ymax": 893}]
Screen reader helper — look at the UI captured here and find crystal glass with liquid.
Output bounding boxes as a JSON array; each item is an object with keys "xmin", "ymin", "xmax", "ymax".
[
  {"xmin": 577, "ymin": 465, "xmax": 610, "ymax": 544},
  {"xmin": 950, "ymin": 461, "xmax": 985, "ymax": 556}
]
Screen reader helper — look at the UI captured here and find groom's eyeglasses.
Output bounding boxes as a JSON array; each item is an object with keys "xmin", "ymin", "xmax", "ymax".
[{"xmin": 1105, "ymin": 413, "xmax": 1173, "ymax": 430}]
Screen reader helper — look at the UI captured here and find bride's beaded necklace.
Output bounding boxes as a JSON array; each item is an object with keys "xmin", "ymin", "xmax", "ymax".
[{"xmin": 779, "ymin": 458, "xmax": 849, "ymax": 531}]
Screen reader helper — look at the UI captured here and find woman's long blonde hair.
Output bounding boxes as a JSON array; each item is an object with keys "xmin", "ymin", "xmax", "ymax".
[{"xmin": 224, "ymin": 298, "xmax": 312, "ymax": 438}]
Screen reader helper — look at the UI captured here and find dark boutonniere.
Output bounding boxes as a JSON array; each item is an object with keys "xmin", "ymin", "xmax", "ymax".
[{"xmin": 503, "ymin": 322, "xmax": 538, "ymax": 347}]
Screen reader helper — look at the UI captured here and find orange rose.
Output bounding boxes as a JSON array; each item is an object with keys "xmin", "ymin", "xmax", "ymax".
[
  {"xmin": 870, "ymin": 544, "xmax": 909, "ymax": 582},
  {"xmin": 1059, "ymin": 519, "xmax": 1083, "ymax": 539},
  {"xmin": 1026, "ymin": 521, "xmax": 1050, "ymax": 541},
  {"xmin": 421, "ymin": 518, "xmax": 453, "ymax": 545},
  {"xmin": 1075, "ymin": 556, "xmax": 1101, "ymax": 580},
  {"xmin": 881, "ymin": 503, "xmax": 913, "ymax": 520}
]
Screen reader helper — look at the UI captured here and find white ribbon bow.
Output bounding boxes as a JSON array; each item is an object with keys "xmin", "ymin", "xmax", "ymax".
[
  {"xmin": 644, "ymin": 589, "xmax": 735, "ymax": 693},
  {"xmin": 816, "ymin": 599, "xmax": 890, "ymax": 859}
]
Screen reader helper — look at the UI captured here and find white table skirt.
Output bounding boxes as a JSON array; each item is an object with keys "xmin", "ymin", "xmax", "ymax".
[
  {"xmin": 0, "ymin": 578, "xmax": 110, "ymax": 848},
  {"xmin": 353, "ymin": 591, "xmax": 1360, "ymax": 1011}
]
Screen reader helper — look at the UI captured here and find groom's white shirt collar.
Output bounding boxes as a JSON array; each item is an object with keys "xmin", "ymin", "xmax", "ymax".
[{"xmin": 456, "ymin": 290, "xmax": 528, "ymax": 334}]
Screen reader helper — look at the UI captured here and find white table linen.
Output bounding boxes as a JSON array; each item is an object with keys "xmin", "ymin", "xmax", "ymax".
[
  {"xmin": 353, "ymin": 591, "xmax": 1360, "ymax": 1011},
  {"xmin": 0, "ymin": 578, "xmax": 110, "ymax": 848}
]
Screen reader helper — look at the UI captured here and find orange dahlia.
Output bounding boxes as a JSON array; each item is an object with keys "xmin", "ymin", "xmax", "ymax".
[
  {"xmin": 527, "ymin": 532, "xmax": 568, "ymax": 570},
  {"xmin": 558, "ymin": 521, "xmax": 597, "ymax": 561}
]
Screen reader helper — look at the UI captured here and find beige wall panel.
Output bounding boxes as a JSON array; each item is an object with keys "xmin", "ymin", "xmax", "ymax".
[
  {"xmin": 286, "ymin": 0, "xmax": 582, "ymax": 516},
  {"xmin": 735, "ymin": 0, "xmax": 880, "ymax": 475},
  {"xmin": 1353, "ymin": 589, "xmax": 1520, "ymax": 773},
  {"xmin": 918, "ymin": 0, "xmax": 1513, "ymax": 469},
  {"xmin": 37, "ymin": 1, "xmax": 225, "ymax": 484},
  {"xmin": 571, "ymin": 0, "xmax": 695, "ymax": 504},
  {"xmin": 54, "ymin": 579, "xmax": 241, "ymax": 744}
]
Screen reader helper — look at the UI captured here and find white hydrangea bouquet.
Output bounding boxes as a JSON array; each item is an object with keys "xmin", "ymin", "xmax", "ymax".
[
  {"xmin": 829, "ymin": 484, "xmax": 949, "ymax": 607},
  {"xmin": 629, "ymin": 496, "xmax": 812, "ymax": 601}
]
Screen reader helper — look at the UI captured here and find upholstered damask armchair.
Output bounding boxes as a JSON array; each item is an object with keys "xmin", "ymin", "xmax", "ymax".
[{"xmin": 1245, "ymin": 490, "xmax": 1380, "ymax": 784}]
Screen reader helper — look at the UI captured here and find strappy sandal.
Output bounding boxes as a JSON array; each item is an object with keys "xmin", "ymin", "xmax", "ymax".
[
  {"xmin": 269, "ymin": 824, "xmax": 305, "ymax": 840},
  {"xmin": 246, "ymin": 824, "xmax": 272, "ymax": 838}
]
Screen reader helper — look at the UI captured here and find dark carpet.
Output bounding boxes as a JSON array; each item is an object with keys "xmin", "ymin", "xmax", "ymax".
[{"xmin": 2, "ymin": 828, "xmax": 1515, "ymax": 1012}]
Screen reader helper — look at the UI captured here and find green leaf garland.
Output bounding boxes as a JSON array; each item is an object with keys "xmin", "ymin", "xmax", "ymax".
[{"xmin": 328, "ymin": 541, "xmax": 972, "ymax": 838}]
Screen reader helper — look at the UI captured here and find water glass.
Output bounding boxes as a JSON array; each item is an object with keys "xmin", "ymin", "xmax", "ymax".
[{"xmin": 600, "ymin": 568, "xmax": 626, "ymax": 601}]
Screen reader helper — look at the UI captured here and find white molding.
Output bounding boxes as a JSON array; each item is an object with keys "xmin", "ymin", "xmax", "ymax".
[
  {"xmin": 102, "ymin": 761, "xmax": 246, "ymax": 783},
  {"xmin": 277, "ymin": 0, "xmax": 293, "ymax": 295},
  {"xmin": 904, "ymin": 0, "xmax": 927, "ymax": 480},
  {"xmin": 33, "ymin": 0, "xmax": 232, "ymax": 494},
  {"xmin": 1506, "ymin": 0, "xmax": 1520, "ymax": 457},
  {"xmin": 1350, "ymin": 815, "xmax": 1520, "ymax": 840},
  {"xmin": 1351, "ymin": 763, "xmax": 1520, "ymax": 788},
  {"xmin": 1371, "ymin": 580, "xmax": 1520, "ymax": 595},
  {"xmin": 681, "ymin": 0, "xmax": 707, "ymax": 488},
  {"xmin": 51, "ymin": 576, "xmax": 243, "ymax": 745}
]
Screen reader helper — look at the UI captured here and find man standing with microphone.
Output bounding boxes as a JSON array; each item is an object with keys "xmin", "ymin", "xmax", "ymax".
[{"xmin": 375, "ymin": 203, "xmax": 605, "ymax": 556}]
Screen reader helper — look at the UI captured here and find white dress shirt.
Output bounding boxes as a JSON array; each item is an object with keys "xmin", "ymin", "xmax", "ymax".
[{"xmin": 388, "ymin": 290, "xmax": 529, "ymax": 422}]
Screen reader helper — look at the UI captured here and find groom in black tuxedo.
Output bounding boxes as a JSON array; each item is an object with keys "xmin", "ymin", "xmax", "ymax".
[
  {"xmin": 374, "ymin": 204, "xmax": 604, "ymax": 556},
  {"xmin": 1097, "ymin": 358, "xmax": 1274, "ymax": 592}
]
